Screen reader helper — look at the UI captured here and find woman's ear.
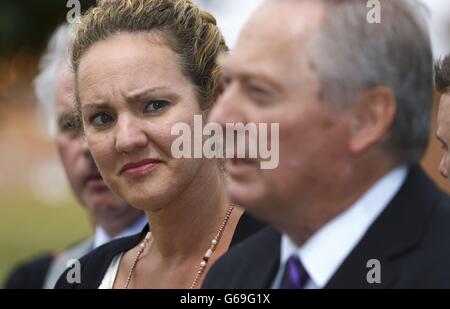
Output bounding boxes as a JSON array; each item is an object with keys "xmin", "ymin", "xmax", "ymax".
[{"xmin": 347, "ymin": 86, "xmax": 397, "ymax": 154}]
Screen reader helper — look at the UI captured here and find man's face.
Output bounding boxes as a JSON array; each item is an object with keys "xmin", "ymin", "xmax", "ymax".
[
  {"xmin": 209, "ymin": 0, "xmax": 351, "ymax": 222},
  {"xmin": 436, "ymin": 94, "xmax": 450, "ymax": 181},
  {"xmin": 54, "ymin": 65, "xmax": 134, "ymax": 219}
]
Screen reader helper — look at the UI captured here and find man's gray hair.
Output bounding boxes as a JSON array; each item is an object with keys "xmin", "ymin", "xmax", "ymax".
[
  {"xmin": 34, "ymin": 24, "xmax": 75, "ymax": 137},
  {"xmin": 310, "ymin": 0, "xmax": 433, "ymax": 164}
]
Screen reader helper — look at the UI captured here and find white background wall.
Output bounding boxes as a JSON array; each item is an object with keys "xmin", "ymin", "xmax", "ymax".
[
  {"xmin": 420, "ymin": 0, "xmax": 450, "ymax": 59},
  {"xmin": 193, "ymin": 0, "xmax": 264, "ymax": 49},
  {"xmin": 195, "ymin": 0, "xmax": 450, "ymax": 59}
]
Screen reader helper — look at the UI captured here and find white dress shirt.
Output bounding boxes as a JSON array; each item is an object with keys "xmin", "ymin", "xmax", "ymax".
[
  {"xmin": 93, "ymin": 215, "xmax": 148, "ymax": 249},
  {"xmin": 272, "ymin": 166, "xmax": 408, "ymax": 289}
]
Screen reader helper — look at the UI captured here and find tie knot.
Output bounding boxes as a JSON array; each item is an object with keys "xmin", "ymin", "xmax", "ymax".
[{"xmin": 279, "ymin": 255, "xmax": 310, "ymax": 289}]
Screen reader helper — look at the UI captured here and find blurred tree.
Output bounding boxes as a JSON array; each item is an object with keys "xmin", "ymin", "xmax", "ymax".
[{"xmin": 0, "ymin": 0, "xmax": 96, "ymax": 57}]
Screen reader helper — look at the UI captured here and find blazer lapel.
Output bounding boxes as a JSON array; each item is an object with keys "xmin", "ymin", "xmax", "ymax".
[
  {"xmin": 325, "ymin": 165, "xmax": 439, "ymax": 288},
  {"xmin": 237, "ymin": 226, "xmax": 281, "ymax": 288}
]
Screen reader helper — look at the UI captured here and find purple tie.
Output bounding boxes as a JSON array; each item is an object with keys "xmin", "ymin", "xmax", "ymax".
[{"xmin": 279, "ymin": 255, "xmax": 310, "ymax": 289}]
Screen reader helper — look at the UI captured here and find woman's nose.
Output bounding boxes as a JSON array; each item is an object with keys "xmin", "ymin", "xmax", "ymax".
[{"xmin": 115, "ymin": 116, "xmax": 148, "ymax": 154}]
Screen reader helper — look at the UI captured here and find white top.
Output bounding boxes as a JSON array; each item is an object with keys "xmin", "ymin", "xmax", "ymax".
[
  {"xmin": 272, "ymin": 166, "xmax": 408, "ymax": 289},
  {"xmin": 96, "ymin": 216, "xmax": 147, "ymax": 289},
  {"xmin": 99, "ymin": 253, "xmax": 124, "ymax": 289}
]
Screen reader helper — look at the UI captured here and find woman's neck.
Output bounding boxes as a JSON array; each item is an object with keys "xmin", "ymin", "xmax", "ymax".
[{"xmin": 144, "ymin": 162, "xmax": 230, "ymax": 260}]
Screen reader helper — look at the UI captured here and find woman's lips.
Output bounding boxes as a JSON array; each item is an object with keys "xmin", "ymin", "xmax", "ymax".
[{"xmin": 120, "ymin": 159, "xmax": 162, "ymax": 178}]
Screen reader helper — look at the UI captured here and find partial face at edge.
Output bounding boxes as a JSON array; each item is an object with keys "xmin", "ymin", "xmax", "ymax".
[
  {"xmin": 55, "ymin": 64, "xmax": 135, "ymax": 220},
  {"xmin": 437, "ymin": 94, "xmax": 450, "ymax": 181}
]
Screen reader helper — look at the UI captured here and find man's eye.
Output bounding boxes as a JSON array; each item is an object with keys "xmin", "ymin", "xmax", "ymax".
[
  {"xmin": 59, "ymin": 123, "xmax": 79, "ymax": 138},
  {"xmin": 61, "ymin": 122, "xmax": 76, "ymax": 132},
  {"xmin": 246, "ymin": 84, "xmax": 274, "ymax": 107},
  {"xmin": 58, "ymin": 115, "xmax": 81, "ymax": 135},
  {"xmin": 60, "ymin": 120, "xmax": 75, "ymax": 132},
  {"xmin": 144, "ymin": 100, "xmax": 168, "ymax": 113},
  {"xmin": 90, "ymin": 113, "xmax": 115, "ymax": 126},
  {"xmin": 221, "ymin": 75, "xmax": 232, "ymax": 88},
  {"xmin": 247, "ymin": 84, "xmax": 269, "ymax": 96}
]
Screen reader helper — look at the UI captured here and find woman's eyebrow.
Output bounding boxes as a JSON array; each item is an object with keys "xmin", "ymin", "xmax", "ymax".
[
  {"xmin": 82, "ymin": 102, "xmax": 110, "ymax": 111},
  {"xmin": 81, "ymin": 86, "xmax": 181, "ymax": 110},
  {"xmin": 124, "ymin": 86, "xmax": 172, "ymax": 102}
]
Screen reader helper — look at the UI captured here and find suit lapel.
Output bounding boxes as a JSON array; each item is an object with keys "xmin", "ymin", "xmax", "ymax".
[
  {"xmin": 237, "ymin": 226, "xmax": 281, "ymax": 288},
  {"xmin": 325, "ymin": 166, "xmax": 439, "ymax": 288}
]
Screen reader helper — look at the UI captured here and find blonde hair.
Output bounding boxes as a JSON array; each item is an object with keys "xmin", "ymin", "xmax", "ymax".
[{"xmin": 71, "ymin": 0, "xmax": 228, "ymax": 110}]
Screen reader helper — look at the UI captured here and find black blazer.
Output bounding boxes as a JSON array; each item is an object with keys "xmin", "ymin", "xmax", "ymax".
[
  {"xmin": 202, "ymin": 166, "xmax": 450, "ymax": 289},
  {"xmin": 55, "ymin": 212, "xmax": 266, "ymax": 288},
  {"xmin": 4, "ymin": 253, "xmax": 53, "ymax": 289}
]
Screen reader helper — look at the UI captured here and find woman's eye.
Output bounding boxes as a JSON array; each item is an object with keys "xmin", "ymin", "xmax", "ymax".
[
  {"xmin": 144, "ymin": 100, "xmax": 169, "ymax": 113},
  {"xmin": 90, "ymin": 113, "xmax": 115, "ymax": 126}
]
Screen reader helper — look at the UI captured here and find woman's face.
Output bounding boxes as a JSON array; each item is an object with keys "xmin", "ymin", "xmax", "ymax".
[{"xmin": 78, "ymin": 33, "xmax": 206, "ymax": 210}]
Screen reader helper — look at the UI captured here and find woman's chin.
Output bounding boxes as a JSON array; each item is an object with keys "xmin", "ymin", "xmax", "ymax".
[{"xmin": 124, "ymin": 191, "xmax": 170, "ymax": 212}]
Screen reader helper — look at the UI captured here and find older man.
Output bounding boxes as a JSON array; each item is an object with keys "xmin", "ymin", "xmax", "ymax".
[
  {"xmin": 203, "ymin": 0, "xmax": 450, "ymax": 288},
  {"xmin": 5, "ymin": 24, "xmax": 146, "ymax": 289},
  {"xmin": 436, "ymin": 55, "xmax": 450, "ymax": 180}
]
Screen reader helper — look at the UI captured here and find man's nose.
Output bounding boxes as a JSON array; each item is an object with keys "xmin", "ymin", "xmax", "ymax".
[
  {"xmin": 209, "ymin": 83, "xmax": 246, "ymax": 126},
  {"xmin": 439, "ymin": 155, "xmax": 448, "ymax": 180},
  {"xmin": 79, "ymin": 134, "xmax": 90, "ymax": 156}
]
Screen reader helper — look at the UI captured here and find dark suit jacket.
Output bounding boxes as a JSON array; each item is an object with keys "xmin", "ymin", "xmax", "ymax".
[
  {"xmin": 4, "ymin": 254, "xmax": 54, "ymax": 289},
  {"xmin": 202, "ymin": 166, "xmax": 450, "ymax": 289},
  {"xmin": 55, "ymin": 212, "xmax": 266, "ymax": 288},
  {"xmin": 4, "ymin": 237, "xmax": 95, "ymax": 289}
]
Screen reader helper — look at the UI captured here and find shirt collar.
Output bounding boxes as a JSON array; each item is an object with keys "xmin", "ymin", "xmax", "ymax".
[
  {"xmin": 93, "ymin": 215, "xmax": 148, "ymax": 249},
  {"xmin": 280, "ymin": 166, "xmax": 408, "ymax": 288}
]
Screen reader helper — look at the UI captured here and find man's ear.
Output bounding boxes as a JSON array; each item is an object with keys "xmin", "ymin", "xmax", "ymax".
[{"xmin": 347, "ymin": 86, "xmax": 397, "ymax": 154}]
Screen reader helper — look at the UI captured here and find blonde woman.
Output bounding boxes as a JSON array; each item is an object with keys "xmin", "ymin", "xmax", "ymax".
[{"xmin": 55, "ymin": 0, "xmax": 264, "ymax": 289}]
